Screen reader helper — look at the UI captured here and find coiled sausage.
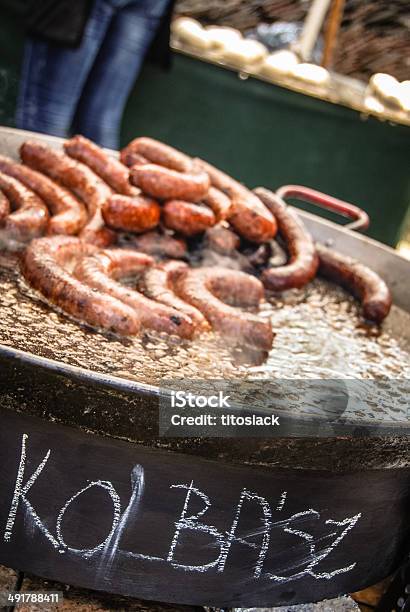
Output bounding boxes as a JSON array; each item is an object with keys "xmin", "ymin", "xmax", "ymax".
[
  {"xmin": 142, "ymin": 260, "xmax": 210, "ymax": 331},
  {"xmin": 0, "ymin": 172, "xmax": 49, "ymax": 242},
  {"xmin": 130, "ymin": 163, "xmax": 210, "ymax": 202},
  {"xmin": 204, "ymin": 224, "xmax": 240, "ymax": 254},
  {"xmin": 316, "ymin": 243, "xmax": 392, "ymax": 323},
  {"xmin": 73, "ymin": 249, "xmax": 197, "ymax": 339},
  {"xmin": 102, "ymin": 194, "xmax": 160, "ymax": 233},
  {"xmin": 0, "ymin": 154, "xmax": 87, "ymax": 235},
  {"xmin": 0, "ymin": 190, "xmax": 10, "ymax": 224},
  {"xmin": 120, "ymin": 150, "xmax": 149, "ymax": 168},
  {"xmin": 254, "ymin": 187, "xmax": 319, "ymax": 291},
  {"xmin": 194, "ymin": 158, "xmax": 277, "ymax": 243},
  {"xmin": 162, "ymin": 200, "xmax": 216, "ymax": 235},
  {"xmin": 20, "ymin": 141, "xmax": 115, "ymax": 247},
  {"xmin": 120, "ymin": 230, "xmax": 187, "ymax": 259},
  {"xmin": 121, "ymin": 137, "xmax": 193, "ymax": 172},
  {"xmin": 21, "ymin": 236, "xmax": 141, "ymax": 334},
  {"xmin": 175, "ymin": 267, "xmax": 273, "ymax": 350},
  {"xmin": 202, "ymin": 186, "xmax": 233, "ymax": 221},
  {"xmin": 64, "ymin": 135, "xmax": 138, "ymax": 196}
]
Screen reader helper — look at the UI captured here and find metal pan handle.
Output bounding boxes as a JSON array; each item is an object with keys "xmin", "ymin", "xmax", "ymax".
[{"xmin": 276, "ymin": 184, "xmax": 370, "ymax": 231}]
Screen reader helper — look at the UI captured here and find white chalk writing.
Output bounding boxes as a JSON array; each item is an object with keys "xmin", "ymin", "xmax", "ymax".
[{"xmin": 2, "ymin": 434, "xmax": 362, "ymax": 585}]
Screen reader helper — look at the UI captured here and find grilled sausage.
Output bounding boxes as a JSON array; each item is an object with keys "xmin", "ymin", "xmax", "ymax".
[
  {"xmin": 162, "ymin": 200, "xmax": 216, "ymax": 235},
  {"xmin": 121, "ymin": 137, "xmax": 193, "ymax": 172},
  {"xmin": 254, "ymin": 187, "xmax": 319, "ymax": 291},
  {"xmin": 204, "ymin": 224, "xmax": 240, "ymax": 254},
  {"xmin": 120, "ymin": 230, "xmax": 187, "ymax": 259},
  {"xmin": 0, "ymin": 154, "xmax": 87, "ymax": 235},
  {"xmin": 0, "ymin": 190, "xmax": 10, "ymax": 224},
  {"xmin": 130, "ymin": 163, "xmax": 210, "ymax": 202},
  {"xmin": 64, "ymin": 135, "xmax": 138, "ymax": 196},
  {"xmin": 102, "ymin": 194, "xmax": 160, "ymax": 233},
  {"xmin": 316, "ymin": 243, "xmax": 392, "ymax": 323},
  {"xmin": 20, "ymin": 141, "xmax": 115, "ymax": 247},
  {"xmin": 175, "ymin": 267, "xmax": 273, "ymax": 350},
  {"xmin": 120, "ymin": 150, "xmax": 149, "ymax": 168},
  {"xmin": 202, "ymin": 186, "xmax": 233, "ymax": 221},
  {"xmin": 194, "ymin": 158, "xmax": 277, "ymax": 243},
  {"xmin": 21, "ymin": 236, "xmax": 141, "ymax": 334},
  {"xmin": 142, "ymin": 261, "xmax": 210, "ymax": 331},
  {"xmin": 0, "ymin": 172, "xmax": 49, "ymax": 242},
  {"xmin": 73, "ymin": 249, "xmax": 197, "ymax": 339},
  {"xmin": 208, "ymin": 268, "xmax": 265, "ymax": 307}
]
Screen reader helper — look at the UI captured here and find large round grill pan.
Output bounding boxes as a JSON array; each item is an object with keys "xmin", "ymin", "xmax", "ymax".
[{"xmin": 0, "ymin": 128, "xmax": 408, "ymax": 608}]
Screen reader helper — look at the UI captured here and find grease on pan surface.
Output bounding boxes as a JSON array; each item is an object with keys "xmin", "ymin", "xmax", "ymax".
[{"xmin": 0, "ymin": 252, "xmax": 408, "ymax": 386}]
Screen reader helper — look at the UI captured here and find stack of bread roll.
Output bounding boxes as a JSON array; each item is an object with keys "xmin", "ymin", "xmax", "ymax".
[
  {"xmin": 172, "ymin": 17, "xmax": 267, "ymax": 70},
  {"xmin": 366, "ymin": 73, "xmax": 410, "ymax": 114}
]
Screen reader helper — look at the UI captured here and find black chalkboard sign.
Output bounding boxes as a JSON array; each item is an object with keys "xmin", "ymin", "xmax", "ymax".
[{"xmin": 0, "ymin": 408, "xmax": 409, "ymax": 607}]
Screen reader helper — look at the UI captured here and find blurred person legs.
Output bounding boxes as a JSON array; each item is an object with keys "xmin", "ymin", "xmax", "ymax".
[
  {"xmin": 16, "ymin": 0, "xmax": 171, "ymax": 149},
  {"xmin": 16, "ymin": 0, "xmax": 115, "ymax": 139},
  {"xmin": 74, "ymin": 0, "xmax": 170, "ymax": 149}
]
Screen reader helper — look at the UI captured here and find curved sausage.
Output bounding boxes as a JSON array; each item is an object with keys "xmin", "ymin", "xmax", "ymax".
[
  {"xmin": 130, "ymin": 163, "xmax": 210, "ymax": 202},
  {"xmin": 73, "ymin": 249, "xmax": 197, "ymax": 339},
  {"xmin": 194, "ymin": 158, "xmax": 277, "ymax": 243},
  {"xmin": 254, "ymin": 187, "xmax": 319, "ymax": 291},
  {"xmin": 20, "ymin": 141, "xmax": 115, "ymax": 247},
  {"xmin": 204, "ymin": 224, "xmax": 240, "ymax": 254},
  {"xmin": 207, "ymin": 268, "xmax": 265, "ymax": 307},
  {"xmin": 162, "ymin": 200, "xmax": 216, "ymax": 235},
  {"xmin": 0, "ymin": 190, "xmax": 10, "ymax": 224},
  {"xmin": 0, "ymin": 172, "xmax": 49, "ymax": 242},
  {"xmin": 64, "ymin": 135, "xmax": 138, "ymax": 196},
  {"xmin": 121, "ymin": 137, "xmax": 193, "ymax": 172},
  {"xmin": 201, "ymin": 187, "xmax": 233, "ymax": 221},
  {"xmin": 21, "ymin": 236, "xmax": 141, "ymax": 335},
  {"xmin": 102, "ymin": 194, "xmax": 160, "ymax": 233},
  {"xmin": 0, "ymin": 154, "xmax": 87, "ymax": 235},
  {"xmin": 316, "ymin": 243, "xmax": 392, "ymax": 323},
  {"xmin": 142, "ymin": 261, "xmax": 210, "ymax": 331},
  {"xmin": 120, "ymin": 150, "xmax": 149, "ymax": 169},
  {"xmin": 174, "ymin": 267, "xmax": 273, "ymax": 350},
  {"xmin": 120, "ymin": 230, "xmax": 187, "ymax": 259}
]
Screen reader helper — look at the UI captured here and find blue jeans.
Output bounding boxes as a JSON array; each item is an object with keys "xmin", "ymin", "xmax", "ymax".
[{"xmin": 16, "ymin": 0, "xmax": 170, "ymax": 149}]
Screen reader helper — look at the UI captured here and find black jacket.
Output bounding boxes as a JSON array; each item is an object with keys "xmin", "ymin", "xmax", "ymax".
[{"xmin": 25, "ymin": 0, "xmax": 177, "ymax": 68}]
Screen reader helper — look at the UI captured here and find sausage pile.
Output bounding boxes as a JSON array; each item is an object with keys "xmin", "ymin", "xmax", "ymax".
[{"xmin": 0, "ymin": 135, "xmax": 392, "ymax": 351}]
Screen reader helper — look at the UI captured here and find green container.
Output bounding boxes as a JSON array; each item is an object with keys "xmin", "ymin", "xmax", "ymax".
[{"xmin": 0, "ymin": 0, "xmax": 409, "ymax": 246}]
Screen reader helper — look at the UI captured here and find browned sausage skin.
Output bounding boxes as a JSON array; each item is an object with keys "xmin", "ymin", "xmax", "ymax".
[
  {"xmin": 120, "ymin": 150, "xmax": 149, "ymax": 168},
  {"xmin": 20, "ymin": 141, "xmax": 115, "ymax": 247},
  {"xmin": 21, "ymin": 236, "xmax": 141, "ymax": 334},
  {"xmin": 175, "ymin": 267, "xmax": 274, "ymax": 350},
  {"xmin": 162, "ymin": 200, "xmax": 216, "ymax": 236},
  {"xmin": 201, "ymin": 187, "xmax": 233, "ymax": 221},
  {"xmin": 254, "ymin": 187, "xmax": 319, "ymax": 291},
  {"xmin": 64, "ymin": 135, "xmax": 138, "ymax": 196},
  {"xmin": 130, "ymin": 163, "xmax": 210, "ymax": 202},
  {"xmin": 102, "ymin": 194, "xmax": 160, "ymax": 233},
  {"xmin": 73, "ymin": 249, "xmax": 197, "ymax": 339},
  {"xmin": 194, "ymin": 158, "xmax": 277, "ymax": 243},
  {"xmin": 120, "ymin": 230, "xmax": 187, "ymax": 259},
  {"xmin": 121, "ymin": 137, "xmax": 193, "ymax": 172},
  {"xmin": 204, "ymin": 224, "xmax": 240, "ymax": 254},
  {"xmin": 142, "ymin": 260, "xmax": 210, "ymax": 331},
  {"xmin": 316, "ymin": 243, "xmax": 392, "ymax": 323},
  {"xmin": 0, "ymin": 154, "xmax": 87, "ymax": 235},
  {"xmin": 0, "ymin": 171, "xmax": 49, "ymax": 242},
  {"xmin": 0, "ymin": 190, "xmax": 10, "ymax": 224}
]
